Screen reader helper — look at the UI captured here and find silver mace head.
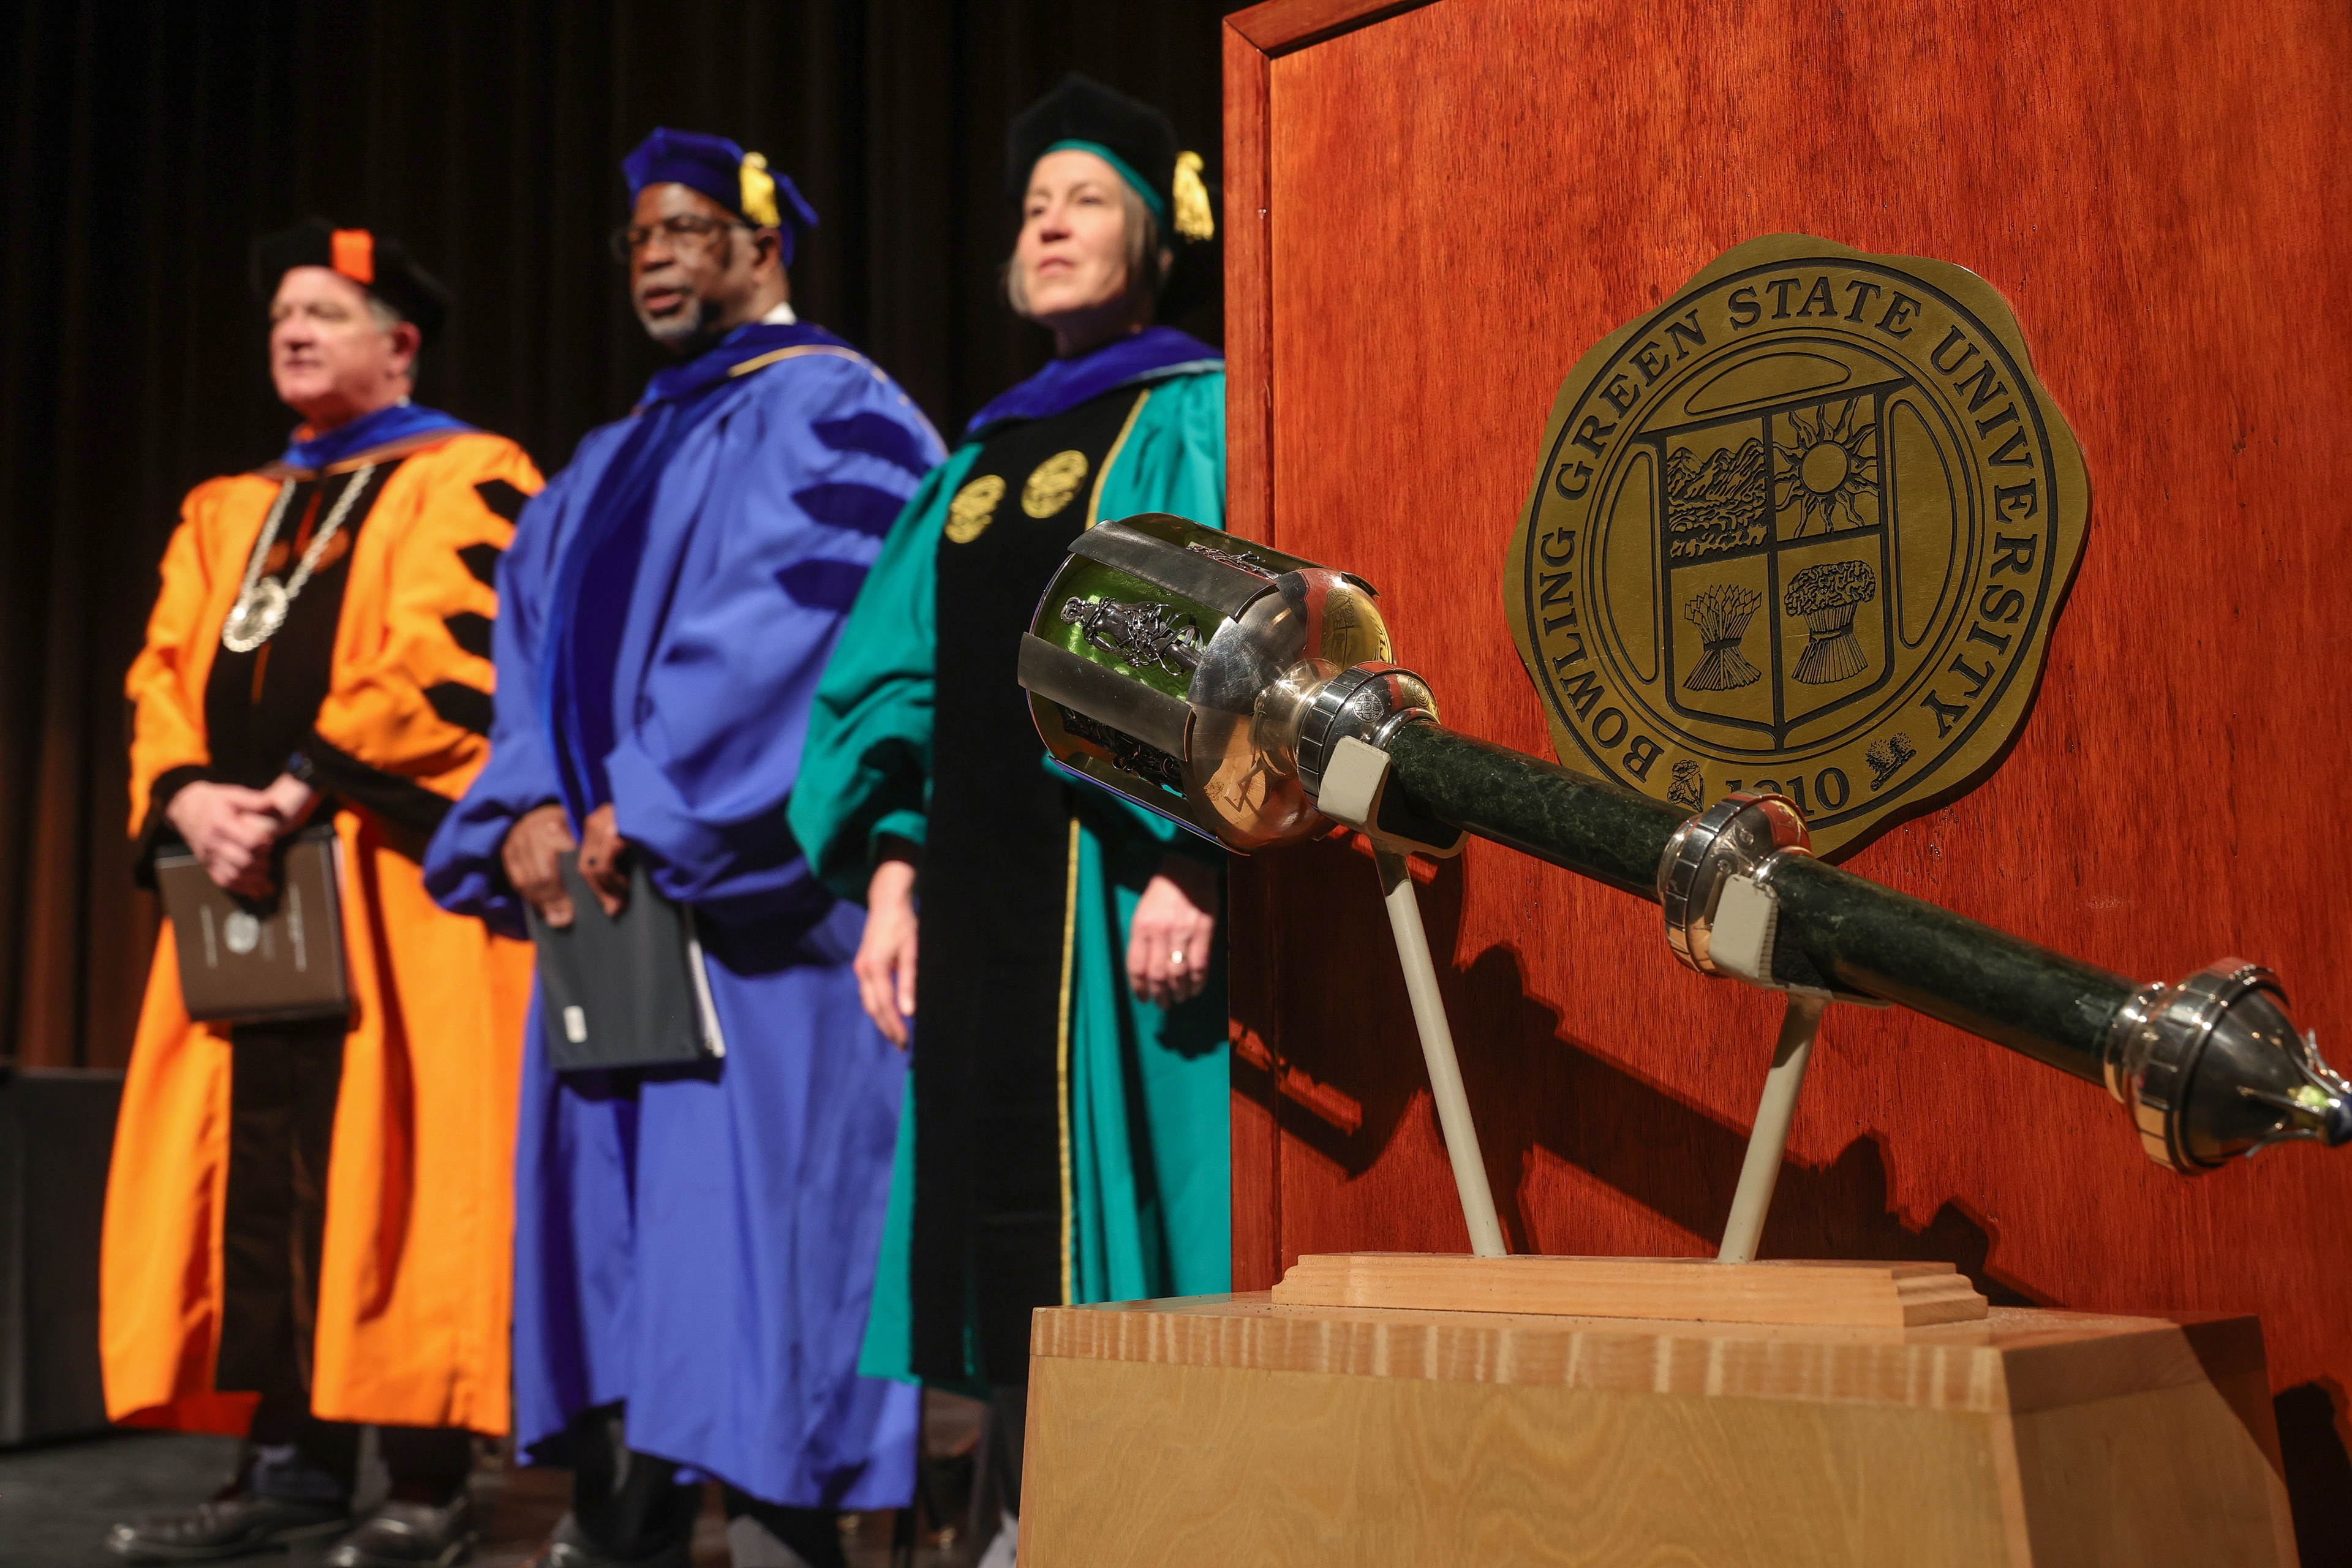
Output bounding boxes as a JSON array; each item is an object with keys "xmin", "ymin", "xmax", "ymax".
[
  {"xmin": 1019, "ymin": 513, "xmax": 1409, "ymax": 853},
  {"xmin": 2106, "ymin": 962, "xmax": 2352, "ymax": 1173}
]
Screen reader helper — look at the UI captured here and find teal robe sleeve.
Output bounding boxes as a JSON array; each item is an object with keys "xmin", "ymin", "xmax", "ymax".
[
  {"xmin": 790, "ymin": 445, "xmax": 979, "ymax": 900},
  {"xmin": 1093, "ymin": 368, "xmax": 1226, "ymax": 530}
]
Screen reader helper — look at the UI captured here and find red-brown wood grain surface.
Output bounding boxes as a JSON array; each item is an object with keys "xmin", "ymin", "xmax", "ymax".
[{"xmin": 1219, "ymin": 0, "xmax": 2352, "ymax": 1418}]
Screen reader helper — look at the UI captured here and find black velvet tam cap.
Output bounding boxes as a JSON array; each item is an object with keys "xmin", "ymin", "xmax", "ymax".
[
  {"xmin": 1006, "ymin": 73, "xmax": 1180, "ymax": 219},
  {"xmin": 251, "ymin": 218, "xmax": 451, "ymax": 342}
]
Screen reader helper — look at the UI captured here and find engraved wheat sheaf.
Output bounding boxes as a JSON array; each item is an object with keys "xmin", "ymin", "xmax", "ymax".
[
  {"xmin": 1682, "ymin": 582, "xmax": 1763, "ymax": 691},
  {"xmin": 1784, "ymin": 560, "xmax": 1878, "ymax": 685}
]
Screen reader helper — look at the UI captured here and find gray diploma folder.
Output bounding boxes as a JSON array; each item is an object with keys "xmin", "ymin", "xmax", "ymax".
[
  {"xmin": 157, "ymin": 824, "xmax": 350, "ymax": 1025},
  {"xmin": 526, "ymin": 851, "xmax": 725, "ymax": 1072}
]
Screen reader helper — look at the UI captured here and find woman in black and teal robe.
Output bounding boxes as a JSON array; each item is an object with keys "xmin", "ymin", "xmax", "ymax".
[{"xmin": 790, "ymin": 77, "xmax": 1229, "ymax": 1456}]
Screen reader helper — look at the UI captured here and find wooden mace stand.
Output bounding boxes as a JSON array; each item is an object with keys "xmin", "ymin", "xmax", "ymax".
[
  {"xmin": 1019, "ymin": 1281, "xmax": 2296, "ymax": 1567},
  {"xmin": 1019, "ymin": 748, "xmax": 2298, "ymax": 1564}
]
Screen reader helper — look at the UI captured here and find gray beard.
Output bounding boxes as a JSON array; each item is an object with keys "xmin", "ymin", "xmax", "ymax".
[{"xmin": 637, "ymin": 294, "xmax": 725, "ymax": 354}]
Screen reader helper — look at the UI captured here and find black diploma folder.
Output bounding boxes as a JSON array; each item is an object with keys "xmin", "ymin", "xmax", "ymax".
[{"xmin": 525, "ymin": 852, "xmax": 724, "ymax": 1072}]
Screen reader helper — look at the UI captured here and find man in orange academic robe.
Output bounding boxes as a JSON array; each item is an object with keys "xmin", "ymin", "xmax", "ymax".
[{"xmin": 102, "ymin": 221, "xmax": 538, "ymax": 1567}]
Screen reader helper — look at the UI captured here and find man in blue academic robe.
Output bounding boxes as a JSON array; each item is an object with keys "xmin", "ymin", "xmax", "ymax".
[{"xmin": 423, "ymin": 129, "xmax": 941, "ymax": 1568}]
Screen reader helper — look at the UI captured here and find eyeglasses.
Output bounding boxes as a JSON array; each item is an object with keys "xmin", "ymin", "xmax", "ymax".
[{"xmin": 608, "ymin": 214, "xmax": 751, "ymax": 263}]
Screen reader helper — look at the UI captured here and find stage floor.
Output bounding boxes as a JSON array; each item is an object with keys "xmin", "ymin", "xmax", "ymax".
[{"xmin": 0, "ymin": 1432, "xmax": 964, "ymax": 1567}]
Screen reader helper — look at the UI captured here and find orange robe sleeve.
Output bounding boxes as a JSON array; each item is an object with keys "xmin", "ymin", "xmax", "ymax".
[{"xmin": 305, "ymin": 434, "xmax": 543, "ymax": 826}]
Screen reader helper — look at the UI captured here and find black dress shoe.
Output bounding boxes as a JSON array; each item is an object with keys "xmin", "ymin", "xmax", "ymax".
[
  {"xmin": 106, "ymin": 1496, "xmax": 351, "ymax": 1561},
  {"xmin": 323, "ymin": 1494, "xmax": 480, "ymax": 1567}
]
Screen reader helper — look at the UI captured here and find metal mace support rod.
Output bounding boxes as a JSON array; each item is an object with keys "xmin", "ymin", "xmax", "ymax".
[
  {"xmin": 1377, "ymin": 845, "xmax": 1508, "ymax": 1257},
  {"xmin": 1314, "ymin": 734, "xmax": 1509, "ymax": 1254},
  {"xmin": 1717, "ymin": 995, "xmax": 1827, "ymax": 1266},
  {"xmin": 1650, "ymin": 791, "xmax": 1880, "ymax": 1261}
]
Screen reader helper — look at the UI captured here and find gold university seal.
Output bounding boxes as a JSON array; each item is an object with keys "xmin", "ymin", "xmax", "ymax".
[{"xmin": 1506, "ymin": 235, "xmax": 2089, "ymax": 856}]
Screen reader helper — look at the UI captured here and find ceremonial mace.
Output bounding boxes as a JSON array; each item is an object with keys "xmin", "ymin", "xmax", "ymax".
[{"xmin": 1020, "ymin": 514, "xmax": 2352, "ymax": 1262}]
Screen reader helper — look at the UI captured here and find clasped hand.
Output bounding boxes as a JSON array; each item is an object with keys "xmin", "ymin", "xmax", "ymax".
[
  {"xmin": 165, "ymin": 774, "xmax": 318, "ymax": 898},
  {"xmin": 502, "ymin": 802, "xmax": 630, "ymax": 929}
]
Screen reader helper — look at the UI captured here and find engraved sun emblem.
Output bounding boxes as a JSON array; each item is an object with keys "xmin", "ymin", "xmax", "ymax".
[{"xmin": 1774, "ymin": 397, "xmax": 1879, "ymax": 535}]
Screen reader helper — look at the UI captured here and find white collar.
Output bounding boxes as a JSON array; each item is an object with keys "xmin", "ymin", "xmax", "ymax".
[{"xmin": 760, "ymin": 301, "xmax": 798, "ymax": 325}]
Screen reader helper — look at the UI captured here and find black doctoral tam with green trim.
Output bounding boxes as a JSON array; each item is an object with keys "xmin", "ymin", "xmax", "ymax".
[
  {"xmin": 1007, "ymin": 74, "xmax": 1179, "ymax": 211},
  {"xmin": 1006, "ymin": 73, "xmax": 1219, "ymax": 314}
]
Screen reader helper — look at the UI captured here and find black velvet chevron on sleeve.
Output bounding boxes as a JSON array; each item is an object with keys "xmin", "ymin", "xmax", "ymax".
[
  {"xmin": 424, "ymin": 682, "xmax": 495, "ymax": 736},
  {"xmin": 472, "ymin": 478, "xmax": 530, "ymax": 523},
  {"xmin": 443, "ymin": 612, "xmax": 493, "ymax": 659},
  {"xmin": 450, "ymin": 530, "xmax": 505, "ymax": 666},
  {"xmin": 456, "ymin": 542, "xmax": 503, "ymax": 587},
  {"xmin": 301, "ymin": 733, "xmax": 454, "ymax": 835}
]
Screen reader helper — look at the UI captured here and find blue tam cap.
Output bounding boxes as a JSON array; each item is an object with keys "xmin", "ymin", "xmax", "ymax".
[{"xmin": 622, "ymin": 127, "xmax": 820, "ymax": 264}]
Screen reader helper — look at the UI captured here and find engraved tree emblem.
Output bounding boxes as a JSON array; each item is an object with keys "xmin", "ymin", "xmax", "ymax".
[
  {"xmin": 1681, "ymin": 583, "xmax": 1763, "ymax": 691},
  {"xmin": 1774, "ymin": 398, "xmax": 1879, "ymax": 535},
  {"xmin": 1866, "ymin": 731, "xmax": 1917, "ymax": 790},
  {"xmin": 1784, "ymin": 561, "xmax": 1879, "ymax": 684}
]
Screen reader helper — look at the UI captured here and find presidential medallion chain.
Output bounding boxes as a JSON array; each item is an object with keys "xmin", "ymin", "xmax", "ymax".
[{"xmin": 221, "ymin": 464, "xmax": 377, "ymax": 654}]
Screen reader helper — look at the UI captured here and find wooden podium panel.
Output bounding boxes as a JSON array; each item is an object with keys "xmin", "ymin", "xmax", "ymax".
[
  {"xmin": 1219, "ymin": 0, "xmax": 2352, "ymax": 1451},
  {"xmin": 1021, "ymin": 1296, "xmax": 2296, "ymax": 1567}
]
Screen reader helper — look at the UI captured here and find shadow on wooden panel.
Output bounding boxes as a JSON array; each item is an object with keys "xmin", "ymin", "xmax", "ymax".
[{"xmin": 1237, "ymin": 834, "xmax": 2042, "ymax": 1305}]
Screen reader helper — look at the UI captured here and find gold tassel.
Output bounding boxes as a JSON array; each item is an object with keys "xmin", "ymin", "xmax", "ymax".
[
  {"xmin": 1172, "ymin": 151, "xmax": 1214, "ymax": 242},
  {"xmin": 739, "ymin": 150, "xmax": 782, "ymax": 228}
]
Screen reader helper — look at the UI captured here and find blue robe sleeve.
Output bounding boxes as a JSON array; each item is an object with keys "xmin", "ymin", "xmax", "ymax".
[
  {"xmin": 789, "ymin": 443, "xmax": 979, "ymax": 902},
  {"xmin": 422, "ymin": 460, "xmax": 581, "ymax": 938},
  {"xmin": 606, "ymin": 359, "xmax": 944, "ymax": 922}
]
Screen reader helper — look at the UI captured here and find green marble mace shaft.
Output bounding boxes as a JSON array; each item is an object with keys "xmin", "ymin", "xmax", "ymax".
[{"xmin": 1379, "ymin": 721, "xmax": 2133, "ymax": 1084}]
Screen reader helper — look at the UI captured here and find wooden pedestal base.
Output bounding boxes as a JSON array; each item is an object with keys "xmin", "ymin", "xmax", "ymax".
[{"xmin": 1020, "ymin": 1291, "xmax": 2297, "ymax": 1567}]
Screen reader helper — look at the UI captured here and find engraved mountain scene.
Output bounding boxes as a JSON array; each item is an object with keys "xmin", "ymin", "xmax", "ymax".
[
  {"xmin": 1663, "ymin": 438, "xmax": 1768, "ymax": 562},
  {"xmin": 1657, "ymin": 421, "xmax": 1778, "ymax": 732}
]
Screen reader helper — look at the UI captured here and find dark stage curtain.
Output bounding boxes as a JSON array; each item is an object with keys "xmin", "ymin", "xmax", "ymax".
[{"xmin": 0, "ymin": 0, "xmax": 1238, "ymax": 1069}]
